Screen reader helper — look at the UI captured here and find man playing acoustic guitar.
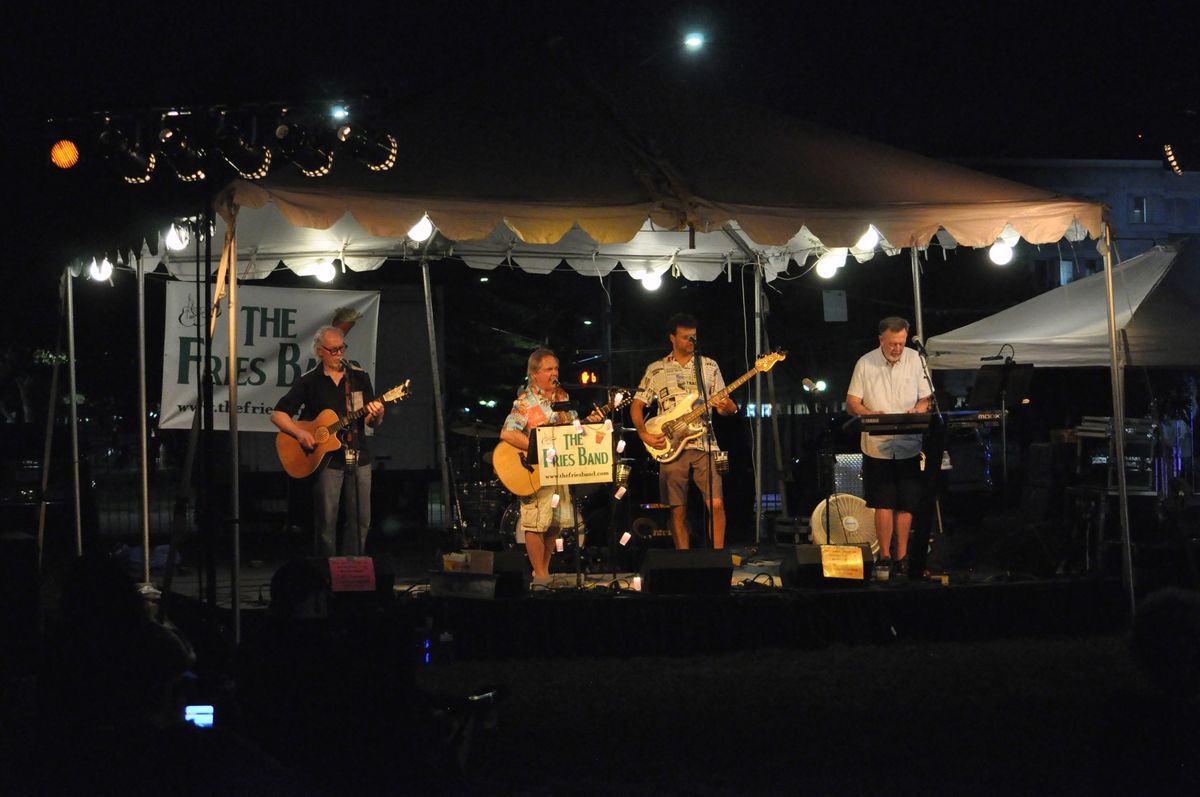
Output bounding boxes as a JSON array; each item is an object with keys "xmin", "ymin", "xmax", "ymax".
[
  {"xmin": 631, "ymin": 313, "xmax": 737, "ymax": 550},
  {"xmin": 271, "ymin": 326, "xmax": 385, "ymax": 557}
]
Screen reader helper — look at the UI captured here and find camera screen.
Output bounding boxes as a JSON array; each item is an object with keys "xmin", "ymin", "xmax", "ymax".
[{"xmin": 183, "ymin": 704, "xmax": 215, "ymax": 728}]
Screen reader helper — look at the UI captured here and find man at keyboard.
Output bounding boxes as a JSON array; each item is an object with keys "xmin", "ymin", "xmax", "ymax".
[{"xmin": 846, "ymin": 317, "xmax": 932, "ymax": 577}]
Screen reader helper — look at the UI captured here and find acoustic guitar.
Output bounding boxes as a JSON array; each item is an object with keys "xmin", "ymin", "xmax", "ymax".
[
  {"xmin": 276, "ymin": 380, "xmax": 411, "ymax": 479},
  {"xmin": 492, "ymin": 388, "xmax": 634, "ymax": 497},
  {"xmin": 642, "ymin": 350, "xmax": 786, "ymax": 463}
]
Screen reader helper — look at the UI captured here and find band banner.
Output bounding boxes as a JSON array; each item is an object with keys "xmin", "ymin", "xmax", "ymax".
[
  {"xmin": 532, "ymin": 422, "xmax": 617, "ymax": 486},
  {"xmin": 159, "ymin": 283, "xmax": 380, "ymax": 432}
]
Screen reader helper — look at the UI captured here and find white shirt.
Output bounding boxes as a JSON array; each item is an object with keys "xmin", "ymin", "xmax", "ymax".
[{"xmin": 846, "ymin": 347, "xmax": 932, "ymax": 459}]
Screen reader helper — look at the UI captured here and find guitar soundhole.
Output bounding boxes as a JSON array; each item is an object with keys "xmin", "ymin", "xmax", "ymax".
[{"xmin": 314, "ymin": 429, "xmax": 329, "ymax": 444}]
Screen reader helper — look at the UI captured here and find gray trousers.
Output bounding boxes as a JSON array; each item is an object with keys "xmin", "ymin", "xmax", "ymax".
[{"xmin": 314, "ymin": 462, "xmax": 371, "ymax": 556}]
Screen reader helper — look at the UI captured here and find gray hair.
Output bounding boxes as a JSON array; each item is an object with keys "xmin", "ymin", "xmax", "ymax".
[
  {"xmin": 312, "ymin": 326, "xmax": 345, "ymax": 352},
  {"xmin": 526, "ymin": 347, "xmax": 558, "ymax": 377},
  {"xmin": 878, "ymin": 316, "xmax": 910, "ymax": 335}
]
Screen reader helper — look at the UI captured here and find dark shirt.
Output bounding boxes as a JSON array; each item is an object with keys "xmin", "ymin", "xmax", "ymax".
[{"xmin": 275, "ymin": 366, "xmax": 375, "ymax": 469}]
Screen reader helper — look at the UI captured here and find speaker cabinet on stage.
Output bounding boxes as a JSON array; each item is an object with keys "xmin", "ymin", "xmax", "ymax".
[
  {"xmin": 780, "ymin": 544, "xmax": 874, "ymax": 588},
  {"xmin": 639, "ymin": 549, "xmax": 733, "ymax": 596}
]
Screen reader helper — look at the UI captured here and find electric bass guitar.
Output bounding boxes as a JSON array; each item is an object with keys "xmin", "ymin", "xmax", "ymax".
[
  {"xmin": 642, "ymin": 350, "xmax": 787, "ymax": 463},
  {"xmin": 276, "ymin": 380, "xmax": 412, "ymax": 479},
  {"xmin": 492, "ymin": 388, "xmax": 635, "ymax": 497}
]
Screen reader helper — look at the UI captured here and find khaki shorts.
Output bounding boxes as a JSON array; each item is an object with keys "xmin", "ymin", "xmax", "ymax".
[
  {"xmin": 518, "ymin": 484, "xmax": 574, "ymax": 539},
  {"xmin": 660, "ymin": 448, "xmax": 723, "ymax": 507}
]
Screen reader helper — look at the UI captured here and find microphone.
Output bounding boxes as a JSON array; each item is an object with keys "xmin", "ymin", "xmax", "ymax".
[
  {"xmin": 911, "ymin": 337, "xmax": 929, "ymax": 357},
  {"xmin": 979, "ymin": 354, "xmax": 1005, "ymax": 361}
]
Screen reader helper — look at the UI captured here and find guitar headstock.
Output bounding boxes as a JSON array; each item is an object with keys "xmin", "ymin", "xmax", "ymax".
[
  {"xmin": 382, "ymin": 380, "xmax": 412, "ymax": 404},
  {"xmin": 755, "ymin": 349, "xmax": 787, "ymax": 372},
  {"xmin": 603, "ymin": 388, "xmax": 636, "ymax": 414}
]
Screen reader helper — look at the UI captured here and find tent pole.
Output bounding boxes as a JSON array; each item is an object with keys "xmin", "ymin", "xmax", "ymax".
[
  {"xmin": 421, "ymin": 261, "xmax": 454, "ymax": 537},
  {"xmin": 136, "ymin": 254, "xmax": 152, "ymax": 588},
  {"xmin": 225, "ymin": 238, "xmax": 242, "ymax": 644},
  {"xmin": 1101, "ymin": 222, "xmax": 1136, "ymax": 615},
  {"xmin": 754, "ymin": 264, "xmax": 764, "ymax": 545},
  {"xmin": 910, "ymin": 246, "xmax": 924, "ymax": 342},
  {"xmin": 65, "ymin": 267, "xmax": 83, "ymax": 556}
]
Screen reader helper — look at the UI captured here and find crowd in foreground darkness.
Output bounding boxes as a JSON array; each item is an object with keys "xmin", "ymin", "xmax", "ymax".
[{"xmin": 0, "ymin": 554, "xmax": 503, "ymax": 796}]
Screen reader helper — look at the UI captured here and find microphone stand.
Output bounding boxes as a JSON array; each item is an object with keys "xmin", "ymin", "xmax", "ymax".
[
  {"xmin": 911, "ymin": 343, "xmax": 944, "ymax": 579},
  {"xmin": 692, "ymin": 344, "xmax": 717, "ymax": 549}
]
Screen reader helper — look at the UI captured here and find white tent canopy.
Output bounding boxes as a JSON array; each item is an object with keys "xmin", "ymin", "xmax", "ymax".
[{"xmin": 925, "ymin": 240, "xmax": 1199, "ymax": 369}]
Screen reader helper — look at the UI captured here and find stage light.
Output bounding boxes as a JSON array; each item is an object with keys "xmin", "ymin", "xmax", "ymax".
[
  {"xmin": 684, "ymin": 32, "xmax": 705, "ymax": 50},
  {"xmin": 582, "ymin": 319, "xmax": 593, "ymax": 325},
  {"xmin": 314, "ymin": 259, "xmax": 336, "ymax": 282},
  {"xmin": 99, "ymin": 126, "xmax": 155, "ymax": 184},
  {"xmin": 88, "ymin": 257, "xmax": 113, "ymax": 281},
  {"xmin": 214, "ymin": 115, "xmax": 271, "ymax": 179},
  {"xmin": 50, "ymin": 139, "xmax": 80, "ymax": 169},
  {"xmin": 641, "ymin": 272, "xmax": 663, "ymax": 291},
  {"xmin": 854, "ymin": 226, "xmax": 880, "ymax": 251},
  {"xmin": 274, "ymin": 118, "xmax": 333, "ymax": 177},
  {"xmin": 815, "ymin": 379, "xmax": 827, "ymax": 392},
  {"xmin": 407, "ymin": 215, "xmax": 434, "ymax": 242},
  {"xmin": 164, "ymin": 223, "xmax": 190, "ymax": 252},
  {"xmin": 157, "ymin": 126, "xmax": 206, "ymax": 182},
  {"xmin": 1164, "ymin": 143, "xmax": 1183, "ymax": 176},
  {"xmin": 814, "ymin": 247, "xmax": 847, "ymax": 278},
  {"xmin": 336, "ymin": 122, "xmax": 397, "ymax": 171},
  {"xmin": 988, "ymin": 241, "xmax": 1014, "ymax": 265},
  {"xmin": 331, "ymin": 104, "xmax": 349, "ymax": 120}
]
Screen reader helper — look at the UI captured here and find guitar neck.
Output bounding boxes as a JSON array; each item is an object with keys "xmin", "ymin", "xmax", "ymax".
[
  {"xmin": 680, "ymin": 366, "xmax": 758, "ymax": 425},
  {"xmin": 330, "ymin": 391, "xmax": 388, "ymax": 433}
]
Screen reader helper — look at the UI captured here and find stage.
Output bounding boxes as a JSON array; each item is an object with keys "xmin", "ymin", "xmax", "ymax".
[{"xmin": 161, "ymin": 541, "xmax": 1133, "ymax": 661}]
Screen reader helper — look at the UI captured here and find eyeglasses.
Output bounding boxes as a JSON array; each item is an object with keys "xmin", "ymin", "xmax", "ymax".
[{"xmin": 321, "ymin": 345, "xmax": 347, "ymax": 354}]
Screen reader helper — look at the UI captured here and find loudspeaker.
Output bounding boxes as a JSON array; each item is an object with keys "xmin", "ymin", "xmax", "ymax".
[
  {"xmin": 492, "ymin": 549, "xmax": 531, "ymax": 597},
  {"xmin": 639, "ymin": 549, "xmax": 733, "ymax": 595},
  {"xmin": 780, "ymin": 544, "xmax": 874, "ymax": 588}
]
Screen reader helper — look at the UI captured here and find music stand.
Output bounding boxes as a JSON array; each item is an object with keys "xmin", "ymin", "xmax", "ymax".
[{"xmin": 968, "ymin": 362, "xmax": 1034, "ymax": 498}]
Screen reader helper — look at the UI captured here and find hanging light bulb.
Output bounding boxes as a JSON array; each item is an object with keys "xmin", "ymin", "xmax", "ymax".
[
  {"xmin": 88, "ymin": 257, "xmax": 113, "ymax": 281},
  {"xmin": 314, "ymin": 259, "xmax": 336, "ymax": 282},
  {"xmin": 164, "ymin": 223, "xmax": 190, "ymax": 252},
  {"xmin": 814, "ymin": 247, "xmax": 847, "ymax": 278},
  {"xmin": 989, "ymin": 241, "xmax": 1014, "ymax": 265},
  {"xmin": 854, "ymin": 226, "xmax": 880, "ymax": 251},
  {"xmin": 407, "ymin": 215, "xmax": 434, "ymax": 242},
  {"xmin": 641, "ymin": 272, "xmax": 663, "ymax": 291}
]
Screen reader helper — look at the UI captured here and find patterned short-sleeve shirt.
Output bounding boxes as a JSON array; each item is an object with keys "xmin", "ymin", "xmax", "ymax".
[
  {"xmin": 503, "ymin": 383, "xmax": 578, "ymax": 435},
  {"xmin": 634, "ymin": 354, "xmax": 727, "ymax": 451}
]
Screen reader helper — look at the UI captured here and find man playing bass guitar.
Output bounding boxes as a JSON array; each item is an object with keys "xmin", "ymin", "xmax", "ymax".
[
  {"xmin": 631, "ymin": 313, "xmax": 737, "ymax": 550},
  {"xmin": 270, "ymin": 325, "xmax": 384, "ymax": 557}
]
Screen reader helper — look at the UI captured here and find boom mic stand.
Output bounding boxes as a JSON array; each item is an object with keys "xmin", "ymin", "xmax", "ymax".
[{"xmin": 692, "ymin": 344, "xmax": 717, "ymax": 549}]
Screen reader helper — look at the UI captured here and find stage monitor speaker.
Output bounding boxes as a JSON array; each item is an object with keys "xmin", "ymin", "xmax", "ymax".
[
  {"xmin": 639, "ymin": 549, "xmax": 732, "ymax": 596},
  {"xmin": 492, "ymin": 549, "xmax": 531, "ymax": 597},
  {"xmin": 780, "ymin": 544, "xmax": 874, "ymax": 588}
]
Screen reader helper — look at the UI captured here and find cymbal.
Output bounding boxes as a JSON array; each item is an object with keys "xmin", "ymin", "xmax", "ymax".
[{"xmin": 450, "ymin": 421, "xmax": 501, "ymax": 438}]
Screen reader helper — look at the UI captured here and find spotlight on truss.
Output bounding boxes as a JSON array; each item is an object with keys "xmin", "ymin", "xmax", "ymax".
[
  {"xmin": 99, "ymin": 124, "xmax": 155, "ymax": 184},
  {"xmin": 335, "ymin": 123, "xmax": 397, "ymax": 172},
  {"xmin": 274, "ymin": 116, "xmax": 333, "ymax": 177},
  {"xmin": 157, "ymin": 126, "xmax": 207, "ymax": 182},
  {"xmin": 214, "ymin": 114, "xmax": 271, "ymax": 180}
]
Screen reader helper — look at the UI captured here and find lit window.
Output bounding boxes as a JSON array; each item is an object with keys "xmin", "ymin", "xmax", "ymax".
[{"xmin": 1131, "ymin": 196, "xmax": 1150, "ymax": 224}]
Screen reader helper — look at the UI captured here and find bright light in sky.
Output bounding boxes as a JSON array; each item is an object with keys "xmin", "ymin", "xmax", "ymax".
[{"xmin": 683, "ymin": 32, "xmax": 705, "ymax": 51}]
